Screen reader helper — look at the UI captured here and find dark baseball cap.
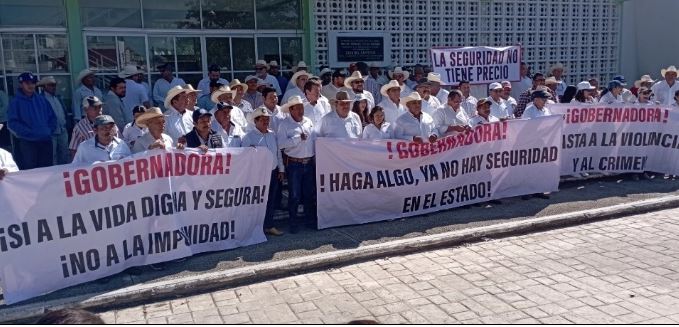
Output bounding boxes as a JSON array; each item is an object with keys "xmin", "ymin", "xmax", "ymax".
[
  {"xmin": 18, "ymin": 72, "xmax": 37, "ymax": 83},
  {"xmin": 531, "ymin": 89, "xmax": 550, "ymax": 100},
  {"xmin": 132, "ymin": 105, "xmax": 146, "ymax": 115},
  {"xmin": 215, "ymin": 102, "xmax": 233, "ymax": 111},
  {"xmin": 192, "ymin": 108, "xmax": 213, "ymax": 123},
  {"xmin": 93, "ymin": 115, "xmax": 115, "ymax": 127}
]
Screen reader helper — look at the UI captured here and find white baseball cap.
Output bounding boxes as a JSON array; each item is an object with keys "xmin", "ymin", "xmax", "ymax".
[{"xmin": 488, "ymin": 82, "xmax": 503, "ymax": 91}]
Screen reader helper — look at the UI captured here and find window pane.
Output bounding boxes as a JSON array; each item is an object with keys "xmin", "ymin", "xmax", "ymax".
[
  {"xmin": 2, "ymin": 34, "xmax": 36, "ymax": 74},
  {"xmin": 80, "ymin": 0, "xmax": 142, "ymax": 28},
  {"xmin": 205, "ymin": 38, "xmax": 231, "ymax": 71},
  {"xmin": 117, "ymin": 36, "xmax": 146, "ymax": 68},
  {"xmin": 178, "ymin": 73, "xmax": 202, "ymax": 89},
  {"xmin": 176, "ymin": 37, "xmax": 201, "ymax": 72},
  {"xmin": 231, "ymin": 38, "xmax": 255, "ymax": 71},
  {"xmin": 86, "ymin": 35, "xmax": 117, "ymax": 72},
  {"xmin": 149, "ymin": 37, "xmax": 175, "ymax": 72},
  {"xmin": 36, "ymin": 34, "xmax": 69, "ymax": 73},
  {"xmin": 280, "ymin": 37, "xmax": 303, "ymax": 70},
  {"xmin": 142, "ymin": 0, "xmax": 199, "ymax": 29},
  {"xmin": 256, "ymin": 0, "xmax": 301, "ymax": 30},
  {"xmin": 0, "ymin": 0, "xmax": 66, "ymax": 27},
  {"xmin": 257, "ymin": 37, "xmax": 279, "ymax": 64},
  {"xmin": 201, "ymin": 0, "xmax": 254, "ymax": 29}
]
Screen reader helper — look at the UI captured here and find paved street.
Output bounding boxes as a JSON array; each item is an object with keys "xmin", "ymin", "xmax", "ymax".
[{"xmin": 99, "ymin": 206, "xmax": 679, "ymax": 324}]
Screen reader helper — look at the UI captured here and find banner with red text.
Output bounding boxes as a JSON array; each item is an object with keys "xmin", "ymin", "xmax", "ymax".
[
  {"xmin": 430, "ymin": 45, "xmax": 521, "ymax": 85},
  {"xmin": 0, "ymin": 147, "xmax": 272, "ymax": 304},
  {"xmin": 316, "ymin": 116, "xmax": 562, "ymax": 229},
  {"xmin": 550, "ymin": 104, "xmax": 679, "ymax": 175}
]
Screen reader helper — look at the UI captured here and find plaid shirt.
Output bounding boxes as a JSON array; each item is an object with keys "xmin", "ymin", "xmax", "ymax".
[{"xmin": 69, "ymin": 117, "xmax": 120, "ymax": 151}]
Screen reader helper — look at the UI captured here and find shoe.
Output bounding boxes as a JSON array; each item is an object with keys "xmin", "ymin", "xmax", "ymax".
[
  {"xmin": 521, "ymin": 195, "xmax": 532, "ymax": 200},
  {"xmin": 265, "ymin": 227, "xmax": 284, "ymax": 236},
  {"xmin": 289, "ymin": 226, "xmax": 300, "ymax": 234},
  {"xmin": 149, "ymin": 263, "xmax": 166, "ymax": 271},
  {"xmin": 535, "ymin": 193, "xmax": 551, "ymax": 199}
]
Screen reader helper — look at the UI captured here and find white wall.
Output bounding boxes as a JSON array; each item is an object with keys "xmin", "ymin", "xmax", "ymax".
[{"xmin": 621, "ymin": 0, "xmax": 679, "ymax": 82}]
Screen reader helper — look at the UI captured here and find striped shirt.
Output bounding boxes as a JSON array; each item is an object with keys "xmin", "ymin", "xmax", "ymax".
[{"xmin": 69, "ymin": 117, "xmax": 120, "ymax": 151}]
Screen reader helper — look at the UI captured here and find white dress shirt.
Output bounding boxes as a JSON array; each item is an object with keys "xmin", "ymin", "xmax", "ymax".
[
  {"xmin": 470, "ymin": 115, "xmax": 500, "ymax": 125},
  {"xmin": 394, "ymin": 111, "xmax": 438, "ymax": 141},
  {"xmin": 435, "ymin": 89, "xmax": 449, "ymax": 106},
  {"xmin": 0, "ymin": 148, "xmax": 18, "ymax": 172},
  {"xmin": 122, "ymin": 122, "xmax": 147, "ymax": 146},
  {"xmin": 377, "ymin": 98, "xmax": 406, "ymax": 124},
  {"xmin": 651, "ymin": 80, "xmax": 679, "ymax": 106},
  {"xmin": 197, "ymin": 77, "xmax": 229, "ymax": 96},
  {"xmin": 321, "ymin": 84, "xmax": 342, "ymax": 101},
  {"xmin": 304, "ymin": 100, "xmax": 332, "ymax": 130},
  {"xmin": 73, "ymin": 137, "xmax": 131, "ymax": 165},
  {"xmin": 461, "ymin": 95, "xmax": 478, "ymax": 117},
  {"xmin": 522, "ymin": 104, "xmax": 553, "ymax": 119},
  {"xmin": 241, "ymin": 128, "xmax": 284, "ymax": 172},
  {"xmin": 164, "ymin": 106, "xmax": 194, "ymax": 143},
  {"xmin": 277, "ymin": 116, "xmax": 316, "ymax": 158},
  {"xmin": 420, "ymin": 98, "xmax": 439, "ymax": 117},
  {"xmin": 433, "ymin": 105, "xmax": 472, "ymax": 136},
  {"xmin": 131, "ymin": 132, "xmax": 173, "ymax": 153},
  {"xmin": 487, "ymin": 97, "xmax": 512, "ymax": 119},
  {"xmin": 216, "ymin": 123, "xmax": 245, "ymax": 147},
  {"xmin": 122, "ymin": 80, "xmax": 149, "ymax": 123},
  {"xmin": 152, "ymin": 77, "xmax": 186, "ymax": 110},
  {"xmin": 340, "ymin": 88, "xmax": 376, "ymax": 109},
  {"xmin": 399, "ymin": 84, "xmax": 414, "ymax": 98},
  {"xmin": 318, "ymin": 110, "xmax": 363, "ymax": 139},
  {"xmin": 362, "ymin": 122, "xmax": 393, "ymax": 140}
]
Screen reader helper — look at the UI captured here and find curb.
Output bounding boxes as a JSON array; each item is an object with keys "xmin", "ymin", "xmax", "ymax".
[{"xmin": 3, "ymin": 194, "xmax": 679, "ymax": 322}]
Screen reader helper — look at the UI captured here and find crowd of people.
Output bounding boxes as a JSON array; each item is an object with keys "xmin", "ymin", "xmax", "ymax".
[{"xmin": 2, "ymin": 59, "xmax": 679, "ymax": 238}]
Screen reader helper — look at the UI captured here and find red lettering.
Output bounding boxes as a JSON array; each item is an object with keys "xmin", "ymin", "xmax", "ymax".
[
  {"xmin": 108, "ymin": 164, "xmax": 124, "ymax": 189},
  {"xmin": 91, "ymin": 166, "xmax": 107, "ymax": 192},
  {"xmin": 74, "ymin": 169, "xmax": 90, "ymax": 195},
  {"xmin": 187, "ymin": 153, "xmax": 200, "ymax": 175}
]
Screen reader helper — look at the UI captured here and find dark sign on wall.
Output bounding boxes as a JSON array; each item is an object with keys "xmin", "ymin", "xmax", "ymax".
[{"xmin": 336, "ymin": 36, "xmax": 385, "ymax": 62}]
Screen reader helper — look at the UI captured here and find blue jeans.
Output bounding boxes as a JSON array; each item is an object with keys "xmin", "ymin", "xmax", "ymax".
[
  {"xmin": 264, "ymin": 169, "xmax": 281, "ymax": 229},
  {"xmin": 286, "ymin": 160, "xmax": 317, "ymax": 229},
  {"xmin": 14, "ymin": 138, "xmax": 53, "ymax": 170}
]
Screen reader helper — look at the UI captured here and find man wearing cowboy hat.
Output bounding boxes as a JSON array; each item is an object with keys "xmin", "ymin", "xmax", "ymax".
[
  {"xmin": 394, "ymin": 92, "xmax": 438, "ymax": 144},
  {"xmin": 122, "ymin": 105, "xmax": 147, "ymax": 148},
  {"xmin": 184, "ymin": 84, "xmax": 201, "ymax": 111},
  {"xmin": 487, "ymin": 82, "xmax": 513, "ymax": 120},
  {"xmin": 255, "ymin": 87, "xmax": 287, "ymax": 134},
  {"xmin": 132, "ymin": 107, "xmax": 175, "ymax": 153},
  {"xmin": 243, "ymin": 76, "xmax": 265, "ymax": 109},
  {"xmin": 284, "ymin": 61, "xmax": 309, "ymax": 93},
  {"xmin": 242, "ymin": 107, "xmax": 285, "ymax": 236},
  {"xmin": 632, "ymin": 75, "xmax": 655, "ymax": 97},
  {"xmin": 255, "ymin": 60, "xmax": 282, "ymax": 97},
  {"xmin": 276, "ymin": 95, "xmax": 317, "ymax": 233},
  {"xmin": 198, "ymin": 81, "xmax": 224, "ymax": 111},
  {"xmin": 427, "ymin": 72, "xmax": 449, "ymax": 106},
  {"xmin": 434, "ymin": 90, "xmax": 472, "ymax": 137},
  {"xmin": 210, "ymin": 86, "xmax": 248, "ymax": 130},
  {"xmin": 321, "ymin": 69, "xmax": 346, "ymax": 101},
  {"xmin": 0, "ymin": 124, "xmax": 18, "ymax": 180},
  {"xmin": 651, "ymin": 65, "xmax": 679, "ymax": 106},
  {"xmin": 8, "ymin": 72, "xmax": 57, "ymax": 169},
  {"xmin": 163, "ymin": 85, "xmax": 194, "ymax": 143},
  {"xmin": 72, "ymin": 69, "xmax": 103, "ymax": 125},
  {"xmin": 282, "ymin": 70, "xmax": 312, "ymax": 104},
  {"xmin": 377, "ymin": 80, "xmax": 406, "ymax": 124},
  {"xmin": 318, "ymin": 67, "xmax": 333, "ymax": 86},
  {"xmin": 268, "ymin": 60, "xmax": 289, "ymax": 93},
  {"xmin": 389, "ymin": 66, "xmax": 414, "ymax": 98},
  {"xmin": 181, "ymin": 108, "xmax": 224, "ymax": 150},
  {"xmin": 318, "ymin": 91, "xmax": 362, "ymax": 139},
  {"xmin": 152, "ymin": 63, "xmax": 186, "ymax": 111},
  {"xmin": 340, "ymin": 71, "xmax": 375, "ymax": 110},
  {"xmin": 303, "ymin": 80, "xmax": 332, "ymax": 129},
  {"xmin": 229, "ymin": 79, "xmax": 254, "ymax": 114},
  {"xmin": 37, "ymin": 76, "xmax": 69, "ymax": 165},
  {"xmin": 197, "ymin": 64, "xmax": 229, "ymax": 97},
  {"xmin": 119, "ymin": 64, "xmax": 150, "ymax": 124},
  {"xmin": 212, "ymin": 103, "xmax": 245, "ymax": 148},
  {"xmin": 72, "ymin": 115, "xmax": 131, "ymax": 165},
  {"xmin": 414, "ymin": 79, "xmax": 441, "ymax": 116},
  {"xmin": 549, "ymin": 63, "xmax": 568, "ymax": 97},
  {"xmin": 102, "ymin": 77, "xmax": 128, "ymax": 132}
]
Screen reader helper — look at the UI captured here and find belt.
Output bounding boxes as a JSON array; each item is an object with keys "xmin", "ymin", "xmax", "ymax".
[{"xmin": 286, "ymin": 156, "xmax": 314, "ymax": 164}]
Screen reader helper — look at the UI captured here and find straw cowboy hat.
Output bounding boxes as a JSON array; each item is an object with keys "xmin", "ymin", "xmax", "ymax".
[
  {"xmin": 661, "ymin": 65, "xmax": 678, "ymax": 77},
  {"xmin": 544, "ymin": 77, "xmax": 558, "ymax": 85},
  {"xmin": 36, "ymin": 76, "xmax": 57, "ymax": 86},
  {"xmin": 118, "ymin": 64, "xmax": 143, "ymax": 78},
  {"xmin": 76, "ymin": 69, "xmax": 95, "ymax": 84},
  {"xmin": 380, "ymin": 80, "xmax": 404, "ymax": 97},
  {"xmin": 229, "ymin": 79, "xmax": 248, "ymax": 91},
  {"xmin": 183, "ymin": 84, "xmax": 201, "ymax": 93},
  {"xmin": 426, "ymin": 72, "xmax": 443, "ymax": 84},
  {"xmin": 388, "ymin": 67, "xmax": 410, "ymax": 80},
  {"xmin": 290, "ymin": 70, "xmax": 312, "ymax": 87},
  {"xmin": 211, "ymin": 86, "xmax": 236, "ymax": 104},
  {"xmin": 268, "ymin": 60, "xmax": 279, "ymax": 68},
  {"xmin": 136, "ymin": 107, "xmax": 165, "ymax": 128},
  {"xmin": 331, "ymin": 90, "xmax": 355, "ymax": 107},
  {"xmin": 247, "ymin": 106, "xmax": 273, "ymax": 125},
  {"xmin": 634, "ymin": 75, "xmax": 655, "ymax": 88},
  {"xmin": 400, "ymin": 92, "xmax": 423, "ymax": 106},
  {"xmin": 319, "ymin": 68, "xmax": 333, "ymax": 76},
  {"xmin": 280, "ymin": 95, "xmax": 305, "ymax": 113},
  {"xmin": 549, "ymin": 63, "xmax": 566, "ymax": 74},
  {"xmin": 164, "ymin": 85, "xmax": 188, "ymax": 109},
  {"xmin": 255, "ymin": 60, "xmax": 269, "ymax": 69},
  {"xmin": 344, "ymin": 71, "xmax": 365, "ymax": 88}
]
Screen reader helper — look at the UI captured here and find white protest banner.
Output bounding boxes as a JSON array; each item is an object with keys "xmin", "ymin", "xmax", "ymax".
[
  {"xmin": 430, "ymin": 45, "xmax": 521, "ymax": 85},
  {"xmin": 550, "ymin": 104, "xmax": 679, "ymax": 175},
  {"xmin": 316, "ymin": 116, "xmax": 562, "ymax": 229},
  {"xmin": 0, "ymin": 147, "xmax": 273, "ymax": 304}
]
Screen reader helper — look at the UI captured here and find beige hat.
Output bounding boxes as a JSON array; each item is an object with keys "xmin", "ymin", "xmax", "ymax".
[
  {"xmin": 319, "ymin": 68, "xmax": 333, "ymax": 76},
  {"xmin": 388, "ymin": 67, "xmax": 410, "ymax": 80},
  {"xmin": 426, "ymin": 72, "xmax": 442, "ymax": 84},
  {"xmin": 333, "ymin": 90, "xmax": 354, "ymax": 104},
  {"xmin": 400, "ymin": 92, "xmax": 423, "ymax": 106},
  {"xmin": 183, "ymin": 84, "xmax": 201, "ymax": 93},
  {"xmin": 255, "ymin": 60, "xmax": 269, "ymax": 69},
  {"xmin": 661, "ymin": 66, "xmax": 678, "ymax": 77},
  {"xmin": 164, "ymin": 85, "xmax": 188, "ymax": 110},
  {"xmin": 280, "ymin": 95, "xmax": 305, "ymax": 113},
  {"xmin": 247, "ymin": 106, "xmax": 273, "ymax": 125},
  {"xmin": 344, "ymin": 71, "xmax": 366, "ymax": 88},
  {"xmin": 269, "ymin": 60, "xmax": 279, "ymax": 67},
  {"xmin": 634, "ymin": 75, "xmax": 655, "ymax": 88},
  {"xmin": 297, "ymin": 61, "xmax": 308, "ymax": 69},
  {"xmin": 380, "ymin": 80, "xmax": 405, "ymax": 97},
  {"xmin": 290, "ymin": 70, "xmax": 312, "ymax": 87},
  {"xmin": 136, "ymin": 107, "xmax": 165, "ymax": 128},
  {"xmin": 229, "ymin": 79, "xmax": 248, "ymax": 91},
  {"xmin": 211, "ymin": 86, "xmax": 236, "ymax": 104},
  {"xmin": 545, "ymin": 77, "xmax": 558, "ymax": 85},
  {"xmin": 549, "ymin": 63, "xmax": 566, "ymax": 74},
  {"xmin": 118, "ymin": 64, "xmax": 143, "ymax": 78},
  {"xmin": 37, "ymin": 76, "xmax": 57, "ymax": 86},
  {"xmin": 76, "ymin": 69, "xmax": 95, "ymax": 84}
]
